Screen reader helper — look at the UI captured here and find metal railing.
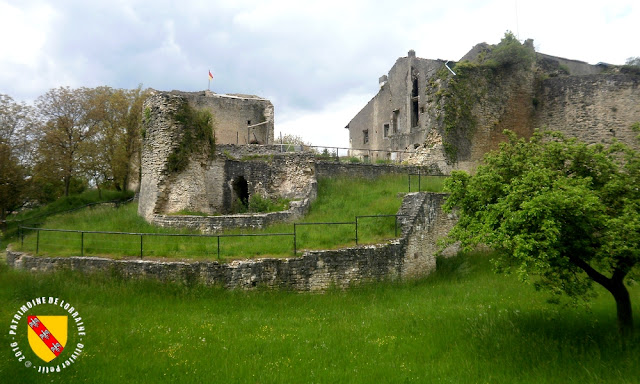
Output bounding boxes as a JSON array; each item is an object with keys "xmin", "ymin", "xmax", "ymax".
[
  {"xmin": 274, "ymin": 143, "xmax": 415, "ymax": 164},
  {"xmin": 18, "ymin": 214, "xmax": 408, "ymax": 260}
]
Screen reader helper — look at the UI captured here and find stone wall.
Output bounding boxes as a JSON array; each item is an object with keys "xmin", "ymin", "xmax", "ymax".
[
  {"xmin": 151, "ymin": 199, "xmax": 310, "ymax": 233},
  {"xmin": 351, "ymin": 45, "xmax": 640, "ymax": 174},
  {"xmin": 138, "ymin": 87, "xmax": 317, "ymax": 225},
  {"xmin": 165, "ymin": 90, "xmax": 274, "ymax": 145},
  {"xmin": 6, "ymin": 193, "xmax": 457, "ymax": 291},
  {"xmin": 533, "ymin": 74, "xmax": 640, "ymax": 147},
  {"xmin": 315, "ymin": 161, "xmax": 444, "ymax": 179},
  {"xmin": 346, "ymin": 51, "xmax": 445, "ymax": 160}
]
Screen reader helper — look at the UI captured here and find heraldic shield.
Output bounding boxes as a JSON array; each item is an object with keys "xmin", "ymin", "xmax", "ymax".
[{"xmin": 27, "ymin": 316, "xmax": 68, "ymax": 363}]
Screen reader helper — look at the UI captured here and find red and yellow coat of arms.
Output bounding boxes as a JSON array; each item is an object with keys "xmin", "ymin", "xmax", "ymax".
[{"xmin": 27, "ymin": 316, "xmax": 68, "ymax": 363}]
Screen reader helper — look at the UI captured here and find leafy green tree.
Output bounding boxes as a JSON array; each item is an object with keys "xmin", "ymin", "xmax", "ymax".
[
  {"xmin": 443, "ymin": 129, "xmax": 640, "ymax": 337},
  {"xmin": 0, "ymin": 94, "xmax": 35, "ymax": 218},
  {"xmin": 84, "ymin": 86, "xmax": 148, "ymax": 191},
  {"xmin": 35, "ymin": 87, "xmax": 98, "ymax": 196},
  {"xmin": 0, "ymin": 142, "xmax": 25, "ymax": 220}
]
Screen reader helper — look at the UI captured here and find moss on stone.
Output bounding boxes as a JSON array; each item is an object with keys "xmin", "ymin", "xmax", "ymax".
[{"xmin": 167, "ymin": 102, "xmax": 216, "ymax": 173}]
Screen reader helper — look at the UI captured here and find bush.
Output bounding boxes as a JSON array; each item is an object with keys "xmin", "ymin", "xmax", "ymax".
[
  {"xmin": 248, "ymin": 194, "xmax": 290, "ymax": 213},
  {"xmin": 482, "ymin": 31, "xmax": 535, "ymax": 70}
]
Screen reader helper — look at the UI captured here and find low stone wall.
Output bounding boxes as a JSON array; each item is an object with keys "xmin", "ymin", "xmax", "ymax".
[
  {"xmin": 5, "ymin": 193, "xmax": 457, "ymax": 291},
  {"xmin": 315, "ymin": 161, "xmax": 445, "ymax": 179},
  {"xmin": 151, "ymin": 199, "xmax": 310, "ymax": 233}
]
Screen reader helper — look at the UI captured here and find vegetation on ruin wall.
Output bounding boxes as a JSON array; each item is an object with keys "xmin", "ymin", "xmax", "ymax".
[
  {"xmin": 436, "ymin": 31, "xmax": 535, "ymax": 162},
  {"xmin": 167, "ymin": 102, "xmax": 216, "ymax": 173},
  {"xmin": 12, "ymin": 175, "xmax": 446, "ymax": 259},
  {"xmin": 1, "ymin": 251, "xmax": 638, "ymax": 383}
]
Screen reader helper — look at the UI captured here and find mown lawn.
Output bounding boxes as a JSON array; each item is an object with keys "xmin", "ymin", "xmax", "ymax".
[
  {"xmin": 12, "ymin": 175, "xmax": 445, "ymax": 260},
  {"xmin": 0, "ymin": 251, "xmax": 638, "ymax": 383}
]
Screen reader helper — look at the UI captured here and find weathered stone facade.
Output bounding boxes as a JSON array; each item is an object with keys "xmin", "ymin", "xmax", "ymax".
[
  {"xmin": 346, "ymin": 50, "xmax": 444, "ymax": 163},
  {"xmin": 154, "ymin": 90, "xmax": 275, "ymax": 145},
  {"xmin": 138, "ymin": 85, "xmax": 317, "ymax": 229},
  {"xmin": 347, "ymin": 44, "xmax": 640, "ymax": 173},
  {"xmin": 7, "ymin": 193, "xmax": 458, "ymax": 291}
]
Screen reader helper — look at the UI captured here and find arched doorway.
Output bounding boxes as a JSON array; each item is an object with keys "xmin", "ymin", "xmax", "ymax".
[{"xmin": 232, "ymin": 176, "xmax": 249, "ymax": 208}]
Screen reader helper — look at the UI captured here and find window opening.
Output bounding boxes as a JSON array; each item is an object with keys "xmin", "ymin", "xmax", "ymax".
[
  {"xmin": 363, "ymin": 130, "xmax": 369, "ymax": 144},
  {"xmin": 392, "ymin": 110, "xmax": 399, "ymax": 133},
  {"xmin": 411, "ymin": 100, "xmax": 419, "ymax": 127}
]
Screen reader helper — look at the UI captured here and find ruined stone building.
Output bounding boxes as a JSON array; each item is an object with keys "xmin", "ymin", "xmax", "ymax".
[
  {"xmin": 138, "ymin": 90, "xmax": 316, "ymax": 231},
  {"xmin": 346, "ymin": 50, "xmax": 445, "ymax": 163},
  {"xmin": 164, "ymin": 90, "xmax": 275, "ymax": 145},
  {"xmin": 346, "ymin": 42, "xmax": 640, "ymax": 173}
]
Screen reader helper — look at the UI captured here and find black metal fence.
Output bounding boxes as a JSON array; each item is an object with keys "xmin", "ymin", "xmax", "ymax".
[
  {"xmin": 18, "ymin": 214, "xmax": 407, "ymax": 260},
  {"xmin": 408, "ymin": 172, "xmax": 447, "ymax": 192},
  {"xmin": 1, "ymin": 198, "xmax": 135, "ymax": 248}
]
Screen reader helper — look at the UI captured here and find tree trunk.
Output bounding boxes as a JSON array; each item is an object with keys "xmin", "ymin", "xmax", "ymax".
[
  {"xmin": 609, "ymin": 279, "xmax": 634, "ymax": 339},
  {"xmin": 64, "ymin": 176, "xmax": 71, "ymax": 197},
  {"xmin": 569, "ymin": 256, "xmax": 634, "ymax": 338}
]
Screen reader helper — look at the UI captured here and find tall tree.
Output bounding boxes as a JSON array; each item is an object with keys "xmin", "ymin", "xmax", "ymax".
[
  {"xmin": 0, "ymin": 94, "xmax": 37, "ymax": 168},
  {"xmin": 0, "ymin": 95, "xmax": 34, "ymax": 218},
  {"xmin": 443, "ymin": 129, "xmax": 640, "ymax": 338},
  {"xmin": 0, "ymin": 142, "xmax": 25, "ymax": 220},
  {"xmin": 84, "ymin": 86, "xmax": 147, "ymax": 191},
  {"xmin": 35, "ymin": 87, "xmax": 97, "ymax": 196}
]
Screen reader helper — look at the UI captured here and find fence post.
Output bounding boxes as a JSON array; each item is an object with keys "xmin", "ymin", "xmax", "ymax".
[
  {"xmin": 81, "ymin": 232, "xmax": 84, "ymax": 256},
  {"xmin": 418, "ymin": 171, "xmax": 421, "ymax": 192},
  {"xmin": 293, "ymin": 224, "xmax": 297, "ymax": 255},
  {"xmin": 408, "ymin": 173, "xmax": 411, "ymax": 192},
  {"xmin": 217, "ymin": 236, "xmax": 220, "ymax": 260},
  {"xmin": 355, "ymin": 217, "xmax": 358, "ymax": 245},
  {"xmin": 140, "ymin": 234, "xmax": 143, "ymax": 259},
  {"xmin": 36, "ymin": 229, "xmax": 40, "ymax": 255},
  {"xmin": 20, "ymin": 226, "xmax": 23, "ymax": 247}
]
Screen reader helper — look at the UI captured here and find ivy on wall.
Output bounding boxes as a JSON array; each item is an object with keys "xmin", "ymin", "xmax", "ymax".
[
  {"xmin": 167, "ymin": 102, "xmax": 216, "ymax": 173},
  {"xmin": 436, "ymin": 31, "xmax": 535, "ymax": 163}
]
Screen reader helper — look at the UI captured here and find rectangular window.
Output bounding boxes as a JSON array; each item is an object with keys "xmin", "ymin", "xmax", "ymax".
[
  {"xmin": 383, "ymin": 123, "xmax": 390, "ymax": 138},
  {"xmin": 392, "ymin": 110, "xmax": 399, "ymax": 133},
  {"xmin": 363, "ymin": 130, "xmax": 369, "ymax": 144}
]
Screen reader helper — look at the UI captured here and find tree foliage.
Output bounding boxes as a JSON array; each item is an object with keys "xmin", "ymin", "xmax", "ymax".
[
  {"xmin": 84, "ymin": 86, "xmax": 148, "ymax": 191},
  {"xmin": 625, "ymin": 57, "xmax": 640, "ymax": 67},
  {"xmin": 443, "ymin": 129, "xmax": 640, "ymax": 337},
  {"xmin": 0, "ymin": 95, "xmax": 35, "ymax": 219},
  {"xmin": 35, "ymin": 87, "xmax": 98, "ymax": 197},
  {"xmin": 481, "ymin": 31, "xmax": 535, "ymax": 70}
]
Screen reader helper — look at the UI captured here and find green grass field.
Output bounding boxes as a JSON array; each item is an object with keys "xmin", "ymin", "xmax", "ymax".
[
  {"xmin": 1, "ymin": 251, "xmax": 638, "ymax": 383},
  {"xmin": 12, "ymin": 176, "xmax": 446, "ymax": 260}
]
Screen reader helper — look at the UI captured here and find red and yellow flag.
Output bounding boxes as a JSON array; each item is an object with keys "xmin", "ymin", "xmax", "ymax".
[{"xmin": 208, "ymin": 70, "xmax": 214, "ymax": 81}]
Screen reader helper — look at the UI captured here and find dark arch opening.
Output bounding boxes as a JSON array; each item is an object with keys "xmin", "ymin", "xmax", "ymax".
[{"xmin": 232, "ymin": 176, "xmax": 249, "ymax": 208}]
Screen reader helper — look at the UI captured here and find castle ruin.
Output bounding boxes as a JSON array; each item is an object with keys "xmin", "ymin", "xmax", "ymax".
[{"xmin": 346, "ymin": 42, "xmax": 640, "ymax": 173}]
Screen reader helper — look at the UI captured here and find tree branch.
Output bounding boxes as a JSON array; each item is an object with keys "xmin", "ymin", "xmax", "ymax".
[{"xmin": 568, "ymin": 255, "xmax": 612, "ymax": 290}]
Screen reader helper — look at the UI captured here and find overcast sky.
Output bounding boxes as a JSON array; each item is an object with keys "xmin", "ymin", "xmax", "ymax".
[{"xmin": 1, "ymin": 0, "xmax": 637, "ymax": 147}]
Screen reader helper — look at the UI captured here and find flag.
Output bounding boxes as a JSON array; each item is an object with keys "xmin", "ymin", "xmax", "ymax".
[{"xmin": 208, "ymin": 70, "xmax": 214, "ymax": 81}]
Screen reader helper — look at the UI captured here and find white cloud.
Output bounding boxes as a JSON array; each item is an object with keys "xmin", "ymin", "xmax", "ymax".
[
  {"xmin": 276, "ymin": 91, "xmax": 372, "ymax": 148},
  {"xmin": 0, "ymin": 0, "xmax": 637, "ymax": 141}
]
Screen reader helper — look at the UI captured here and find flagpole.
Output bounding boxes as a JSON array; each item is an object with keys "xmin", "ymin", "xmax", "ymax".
[{"xmin": 208, "ymin": 69, "xmax": 211, "ymax": 91}]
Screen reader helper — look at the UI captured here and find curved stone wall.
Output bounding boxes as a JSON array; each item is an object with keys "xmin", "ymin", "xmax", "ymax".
[{"xmin": 6, "ymin": 193, "xmax": 457, "ymax": 291}]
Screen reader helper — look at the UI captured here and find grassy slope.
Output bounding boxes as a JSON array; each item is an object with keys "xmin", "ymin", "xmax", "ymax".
[
  {"xmin": 0, "ymin": 252, "xmax": 638, "ymax": 383},
  {"xmin": 13, "ymin": 176, "xmax": 445, "ymax": 260}
]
